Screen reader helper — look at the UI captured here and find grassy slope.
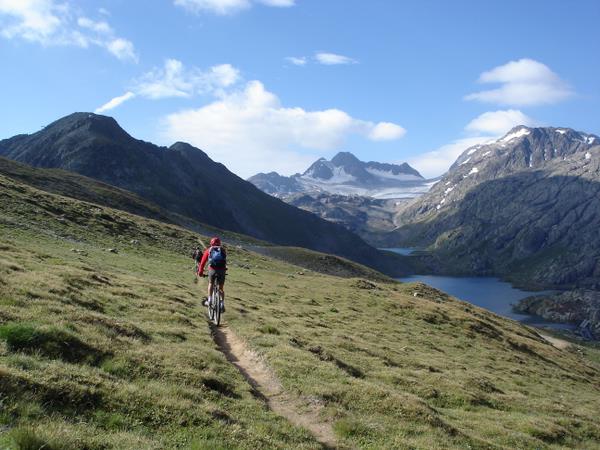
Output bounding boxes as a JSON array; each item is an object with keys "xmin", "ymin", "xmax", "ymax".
[{"xmin": 1, "ymin": 172, "xmax": 600, "ymax": 449}]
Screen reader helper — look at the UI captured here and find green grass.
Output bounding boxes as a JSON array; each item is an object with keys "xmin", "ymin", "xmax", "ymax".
[{"xmin": 1, "ymin": 169, "xmax": 600, "ymax": 449}]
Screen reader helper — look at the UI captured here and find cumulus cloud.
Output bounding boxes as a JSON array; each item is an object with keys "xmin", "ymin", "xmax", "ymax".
[
  {"xmin": 410, "ymin": 108, "xmax": 539, "ymax": 178},
  {"xmin": 95, "ymin": 60, "xmax": 241, "ymax": 112},
  {"xmin": 465, "ymin": 58, "xmax": 573, "ymax": 106},
  {"xmin": 161, "ymin": 80, "xmax": 405, "ymax": 177},
  {"xmin": 285, "ymin": 56, "xmax": 307, "ymax": 66},
  {"xmin": 0, "ymin": 0, "xmax": 137, "ymax": 61},
  {"xmin": 315, "ymin": 52, "xmax": 357, "ymax": 65},
  {"xmin": 95, "ymin": 91, "xmax": 136, "ymax": 113},
  {"xmin": 368, "ymin": 122, "xmax": 406, "ymax": 141},
  {"xmin": 174, "ymin": 0, "xmax": 294, "ymax": 15},
  {"xmin": 465, "ymin": 109, "xmax": 537, "ymax": 135}
]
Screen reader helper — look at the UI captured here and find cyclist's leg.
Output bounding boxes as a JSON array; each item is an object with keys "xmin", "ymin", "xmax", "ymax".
[
  {"xmin": 218, "ymin": 272, "xmax": 225, "ymax": 296},
  {"xmin": 208, "ymin": 268, "xmax": 219, "ymax": 299}
]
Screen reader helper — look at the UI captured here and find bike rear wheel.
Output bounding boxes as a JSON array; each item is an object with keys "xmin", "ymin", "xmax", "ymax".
[{"xmin": 211, "ymin": 283, "xmax": 221, "ymax": 326}]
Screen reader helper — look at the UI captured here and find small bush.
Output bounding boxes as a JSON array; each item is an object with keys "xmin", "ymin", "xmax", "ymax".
[
  {"xmin": 10, "ymin": 427, "xmax": 52, "ymax": 450},
  {"xmin": 0, "ymin": 322, "xmax": 106, "ymax": 364},
  {"xmin": 100, "ymin": 356, "xmax": 131, "ymax": 378},
  {"xmin": 334, "ymin": 418, "xmax": 372, "ymax": 438},
  {"xmin": 93, "ymin": 410, "xmax": 129, "ymax": 431},
  {"xmin": 257, "ymin": 325, "xmax": 280, "ymax": 335}
]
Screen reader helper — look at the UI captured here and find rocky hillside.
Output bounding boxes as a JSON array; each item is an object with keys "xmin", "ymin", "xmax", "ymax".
[
  {"xmin": 249, "ymin": 151, "xmax": 431, "ymax": 199},
  {"xmin": 515, "ymin": 290, "xmax": 600, "ymax": 340},
  {"xmin": 284, "ymin": 192, "xmax": 407, "ymax": 237},
  {"xmin": 1, "ymin": 156, "xmax": 600, "ymax": 449},
  {"xmin": 390, "ymin": 126, "xmax": 600, "ymax": 288},
  {"xmin": 0, "ymin": 112, "xmax": 407, "ymax": 275}
]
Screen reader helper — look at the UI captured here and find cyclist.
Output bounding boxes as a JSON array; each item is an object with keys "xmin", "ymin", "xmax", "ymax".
[
  {"xmin": 192, "ymin": 245, "xmax": 202, "ymax": 282},
  {"xmin": 199, "ymin": 237, "xmax": 227, "ymax": 312}
]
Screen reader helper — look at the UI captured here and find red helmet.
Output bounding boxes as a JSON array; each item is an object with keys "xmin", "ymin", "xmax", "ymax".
[{"xmin": 210, "ymin": 237, "xmax": 221, "ymax": 246}]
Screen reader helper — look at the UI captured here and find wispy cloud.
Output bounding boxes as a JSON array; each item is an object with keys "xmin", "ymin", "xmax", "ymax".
[
  {"xmin": 135, "ymin": 59, "xmax": 240, "ymax": 99},
  {"xmin": 174, "ymin": 0, "xmax": 294, "ymax": 15},
  {"xmin": 95, "ymin": 59, "xmax": 240, "ymax": 112},
  {"xmin": 285, "ymin": 56, "xmax": 307, "ymax": 66},
  {"xmin": 0, "ymin": 0, "xmax": 137, "ymax": 62},
  {"xmin": 465, "ymin": 58, "xmax": 573, "ymax": 106},
  {"xmin": 95, "ymin": 91, "xmax": 136, "ymax": 114},
  {"xmin": 161, "ymin": 80, "xmax": 406, "ymax": 177},
  {"xmin": 315, "ymin": 52, "xmax": 357, "ymax": 65}
]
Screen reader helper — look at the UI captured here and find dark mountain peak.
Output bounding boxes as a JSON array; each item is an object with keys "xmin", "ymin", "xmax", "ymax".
[
  {"xmin": 303, "ymin": 158, "xmax": 334, "ymax": 179},
  {"xmin": 331, "ymin": 151, "xmax": 360, "ymax": 167},
  {"xmin": 43, "ymin": 112, "xmax": 133, "ymax": 143}
]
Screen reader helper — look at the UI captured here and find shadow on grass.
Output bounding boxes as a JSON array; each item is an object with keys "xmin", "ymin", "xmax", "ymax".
[{"xmin": 0, "ymin": 322, "xmax": 109, "ymax": 365}]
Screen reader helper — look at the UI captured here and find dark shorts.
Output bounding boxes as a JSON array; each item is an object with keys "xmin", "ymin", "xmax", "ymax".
[{"xmin": 208, "ymin": 268, "xmax": 226, "ymax": 284}]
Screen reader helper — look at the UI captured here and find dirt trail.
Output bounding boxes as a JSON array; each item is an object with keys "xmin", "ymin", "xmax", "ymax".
[{"xmin": 212, "ymin": 325, "xmax": 338, "ymax": 449}]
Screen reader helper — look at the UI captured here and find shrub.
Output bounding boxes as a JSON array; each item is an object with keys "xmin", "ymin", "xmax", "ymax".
[
  {"xmin": 10, "ymin": 427, "xmax": 52, "ymax": 450},
  {"xmin": 333, "ymin": 418, "xmax": 372, "ymax": 438},
  {"xmin": 258, "ymin": 325, "xmax": 280, "ymax": 335}
]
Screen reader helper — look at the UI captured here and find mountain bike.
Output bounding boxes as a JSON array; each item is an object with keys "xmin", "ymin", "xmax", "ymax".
[{"xmin": 206, "ymin": 277, "xmax": 224, "ymax": 326}]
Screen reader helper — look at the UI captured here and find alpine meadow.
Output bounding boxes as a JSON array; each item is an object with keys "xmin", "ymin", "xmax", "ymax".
[{"xmin": 1, "ymin": 1, "xmax": 600, "ymax": 449}]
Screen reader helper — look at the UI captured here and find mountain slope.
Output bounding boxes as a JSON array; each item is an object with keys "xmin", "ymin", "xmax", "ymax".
[
  {"xmin": 1, "ymin": 154, "xmax": 600, "ymax": 449},
  {"xmin": 390, "ymin": 126, "xmax": 600, "ymax": 288},
  {"xmin": 248, "ymin": 151, "xmax": 430, "ymax": 199},
  {"xmin": 0, "ymin": 112, "xmax": 400, "ymax": 273}
]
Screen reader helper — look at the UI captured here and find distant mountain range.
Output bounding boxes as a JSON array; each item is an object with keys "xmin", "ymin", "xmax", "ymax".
[
  {"xmin": 249, "ymin": 151, "xmax": 434, "ymax": 199},
  {"xmin": 390, "ymin": 125, "xmax": 600, "ymax": 289},
  {"xmin": 0, "ymin": 112, "xmax": 409, "ymax": 275}
]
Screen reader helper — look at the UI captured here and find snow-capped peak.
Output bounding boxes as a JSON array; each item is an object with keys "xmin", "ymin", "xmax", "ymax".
[{"xmin": 500, "ymin": 127, "xmax": 531, "ymax": 143}]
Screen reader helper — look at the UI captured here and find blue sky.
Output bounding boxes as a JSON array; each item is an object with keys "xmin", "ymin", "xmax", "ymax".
[{"xmin": 1, "ymin": 0, "xmax": 599, "ymax": 178}]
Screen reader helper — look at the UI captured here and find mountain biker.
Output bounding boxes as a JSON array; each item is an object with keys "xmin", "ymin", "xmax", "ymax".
[
  {"xmin": 199, "ymin": 237, "xmax": 227, "ymax": 312},
  {"xmin": 192, "ymin": 245, "xmax": 202, "ymax": 281}
]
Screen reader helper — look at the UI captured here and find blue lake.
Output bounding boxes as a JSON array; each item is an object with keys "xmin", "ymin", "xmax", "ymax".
[
  {"xmin": 396, "ymin": 274, "xmax": 573, "ymax": 331},
  {"xmin": 382, "ymin": 247, "xmax": 419, "ymax": 256}
]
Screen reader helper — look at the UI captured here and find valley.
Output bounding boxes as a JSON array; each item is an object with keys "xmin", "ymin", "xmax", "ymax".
[{"xmin": 1, "ymin": 142, "xmax": 600, "ymax": 449}]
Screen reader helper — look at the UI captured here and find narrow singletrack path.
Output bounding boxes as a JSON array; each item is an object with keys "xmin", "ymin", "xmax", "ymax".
[{"xmin": 212, "ymin": 324, "xmax": 339, "ymax": 449}]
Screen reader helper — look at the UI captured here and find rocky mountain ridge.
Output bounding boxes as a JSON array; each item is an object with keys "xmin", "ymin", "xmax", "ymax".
[
  {"xmin": 0, "ymin": 112, "xmax": 408, "ymax": 274},
  {"xmin": 249, "ymin": 151, "xmax": 432, "ymax": 199},
  {"xmin": 390, "ymin": 126, "xmax": 600, "ymax": 288}
]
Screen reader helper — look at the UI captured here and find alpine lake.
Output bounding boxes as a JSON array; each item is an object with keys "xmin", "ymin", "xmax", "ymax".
[{"xmin": 384, "ymin": 248, "xmax": 574, "ymax": 331}]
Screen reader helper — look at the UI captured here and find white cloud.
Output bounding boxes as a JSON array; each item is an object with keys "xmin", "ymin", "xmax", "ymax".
[
  {"xmin": 465, "ymin": 58, "xmax": 573, "ymax": 106},
  {"xmin": 134, "ymin": 59, "xmax": 240, "ymax": 99},
  {"xmin": 161, "ymin": 80, "xmax": 405, "ymax": 177},
  {"xmin": 0, "ymin": 0, "xmax": 137, "ymax": 61},
  {"xmin": 95, "ymin": 91, "xmax": 136, "ymax": 113},
  {"xmin": 409, "ymin": 137, "xmax": 493, "ymax": 179},
  {"xmin": 174, "ymin": 0, "xmax": 294, "ymax": 15},
  {"xmin": 285, "ymin": 56, "xmax": 307, "ymax": 66},
  {"xmin": 95, "ymin": 60, "xmax": 241, "ymax": 112},
  {"xmin": 465, "ymin": 109, "xmax": 537, "ymax": 135},
  {"xmin": 368, "ymin": 122, "xmax": 406, "ymax": 141},
  {"xmin": 77, "ymin": 16, "xmax": 111, "ymax": 34},
  {"xmin": 315, "ymin": 52, "xmax": 357, "ymax": 65},
  {"xmin": 106, "ymin": 38, "xmax": 137, "ymax": 62},
  {"xmin": 0, "ymin": 0, "xmax": 62, "ymax": 43}
]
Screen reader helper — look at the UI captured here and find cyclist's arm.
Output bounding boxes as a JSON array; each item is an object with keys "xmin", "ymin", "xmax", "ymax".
[{"xmin": 198, "ymin": 249, "xmax": 209, "ymax": 276}]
